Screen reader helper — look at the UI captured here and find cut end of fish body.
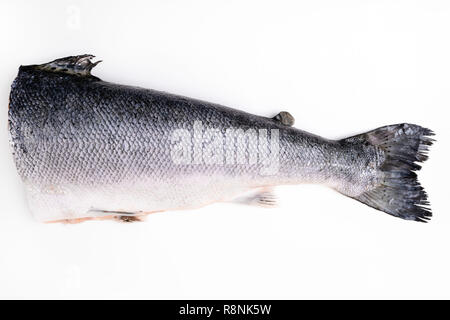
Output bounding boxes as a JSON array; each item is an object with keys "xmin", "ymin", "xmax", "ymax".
[{"xmin": 35, "ymin": 54, "xmax": 101, "ymax": 76}]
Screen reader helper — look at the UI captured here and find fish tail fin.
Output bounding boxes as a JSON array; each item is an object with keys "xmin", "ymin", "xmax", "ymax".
[{"xmin": 345, "ymin": 123, "xmax": 435, "ymax": 222}]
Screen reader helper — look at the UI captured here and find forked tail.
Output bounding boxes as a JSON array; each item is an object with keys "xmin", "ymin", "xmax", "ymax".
[{"xmin": 344, "ymin": 123, "xmax": 434, "ymax": 222}]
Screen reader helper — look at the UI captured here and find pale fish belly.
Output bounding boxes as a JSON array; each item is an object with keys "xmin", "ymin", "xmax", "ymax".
[{"xmin": 23, "ymin": 174, "xmax": 259, "ymax": 222}]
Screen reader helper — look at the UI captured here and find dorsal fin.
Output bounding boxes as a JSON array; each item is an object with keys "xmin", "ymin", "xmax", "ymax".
[
  {"xmin": 272, "ymin": 111, "xmax": 295, "ymax": 126},
  {"xmin": 36, "ymin": 54, "xmax": 101, "ymax": 76}
]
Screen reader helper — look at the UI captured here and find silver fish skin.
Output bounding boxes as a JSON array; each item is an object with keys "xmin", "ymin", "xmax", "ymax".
[{"xmin": 8, "ymin": 55, "xmax": 434, "ymax": 222}]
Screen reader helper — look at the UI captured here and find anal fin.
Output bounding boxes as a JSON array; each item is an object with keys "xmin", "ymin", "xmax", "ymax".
[{"xmin": 231, "ymin": 189, "xmax": 278, "ymax": 208}]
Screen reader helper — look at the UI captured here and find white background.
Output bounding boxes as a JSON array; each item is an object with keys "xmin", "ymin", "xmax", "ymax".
[{"xmin": 0, "ymin": 0, "xmax": 448, "ymax": 299}]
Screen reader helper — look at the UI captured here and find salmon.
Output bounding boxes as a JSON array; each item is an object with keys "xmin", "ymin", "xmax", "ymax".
[{"xmin": 8, "ymin": 55, "xmax": 434, "ymax": 222}]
